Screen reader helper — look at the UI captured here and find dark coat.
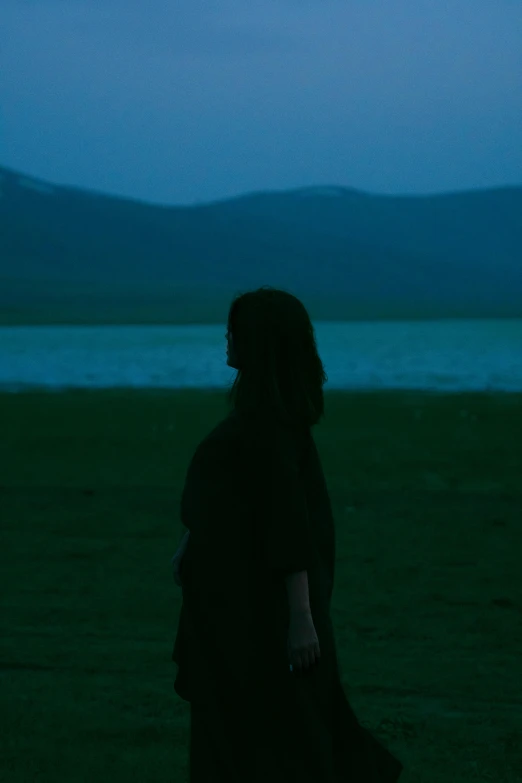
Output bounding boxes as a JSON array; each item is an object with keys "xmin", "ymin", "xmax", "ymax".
[{"xmin": 172, "ymin": 409, "xmax": 403, "ymax": 782}]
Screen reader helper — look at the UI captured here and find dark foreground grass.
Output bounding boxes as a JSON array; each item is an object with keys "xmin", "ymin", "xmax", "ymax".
[{"xmin": 1, "ymin": 388, "xmax": 521, "ymax": 782}]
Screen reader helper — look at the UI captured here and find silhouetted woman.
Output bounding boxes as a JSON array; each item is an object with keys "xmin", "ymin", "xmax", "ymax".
[{"xmin": 171, "ymin": 286, "xmax": 403, "ymax": 782}]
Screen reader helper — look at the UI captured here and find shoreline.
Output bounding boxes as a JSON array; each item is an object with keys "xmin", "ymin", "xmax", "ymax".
[{"xmin": 1, "ymin": 386, "xmax": 521, "ymax": 399}]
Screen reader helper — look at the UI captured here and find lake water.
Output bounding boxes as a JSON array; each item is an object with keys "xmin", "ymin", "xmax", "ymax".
[{"xmin": 0, "ymin": 319, "xmax": 521, "ymax": 394}]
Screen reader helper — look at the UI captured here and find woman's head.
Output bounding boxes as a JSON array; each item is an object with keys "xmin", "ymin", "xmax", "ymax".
[{"xmin": 225, "ymin": 286, "xmax": 328, "ymax": 429}]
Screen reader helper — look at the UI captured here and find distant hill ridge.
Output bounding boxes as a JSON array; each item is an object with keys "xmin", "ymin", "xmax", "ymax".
[{"xmin": 0, "ymin": 164, "xmax": 521, "ymax": 325}]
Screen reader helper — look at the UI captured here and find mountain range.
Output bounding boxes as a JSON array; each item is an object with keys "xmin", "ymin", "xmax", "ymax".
[{"xmin": 0, "ymin": 164, "xmax": 521, "ymax": 325}]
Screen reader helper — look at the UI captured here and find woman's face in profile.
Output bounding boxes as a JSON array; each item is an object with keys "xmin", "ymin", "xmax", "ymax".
[{"xmin": 225, "ymin": 327, "xmax": 240, "ymax": 369}]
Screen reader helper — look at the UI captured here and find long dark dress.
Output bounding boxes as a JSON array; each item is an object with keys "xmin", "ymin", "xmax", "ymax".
[{"xmin": 172, "ymin": 409, "xmax": 403, "ymax": 782}]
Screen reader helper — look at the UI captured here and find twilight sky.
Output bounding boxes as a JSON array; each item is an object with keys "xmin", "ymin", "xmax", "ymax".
[{"xmin": 1, "ymin": 0, "xmax": 521, "ymax": 206}]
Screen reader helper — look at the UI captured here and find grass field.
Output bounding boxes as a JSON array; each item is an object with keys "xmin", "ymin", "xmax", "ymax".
[{"xmin": 1, "ymin": 388, "xmax": 521, "ymax": 782}]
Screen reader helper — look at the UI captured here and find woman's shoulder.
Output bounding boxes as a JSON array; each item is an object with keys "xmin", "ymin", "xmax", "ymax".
[
  {"xmin": 232, "ymin": 409, "xmax": 314, "ymax": 466},
  {"xmin": 203, "ymin": 408, "xmax": 314, "ymax": 456},
  {"xmin": 194, "ymin": 410, "xmax": 249, "ymax": 458}
]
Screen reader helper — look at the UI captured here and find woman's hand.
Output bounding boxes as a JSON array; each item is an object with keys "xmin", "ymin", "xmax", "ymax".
[
  {"xmin": 287, "ymin": 609, "xmax": 321, "ymax": 672},
  {"xmin": 171, "ymin": 531, "xmax": 189, "ymax": 587},
  {"xmin": 171, "ymin": 551, "xmax": 184, "ymax": 587}
]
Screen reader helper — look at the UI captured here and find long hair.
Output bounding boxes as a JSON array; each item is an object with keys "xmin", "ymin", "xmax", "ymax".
[{"xmin": 225, "ymin": 286, "xmax": 328, "ymax": 429}]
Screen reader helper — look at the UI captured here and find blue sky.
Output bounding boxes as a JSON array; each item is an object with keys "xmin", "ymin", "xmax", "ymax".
[{"xmin": 1, "ymin": 0, "xmax": 521, "ymax": 205}]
